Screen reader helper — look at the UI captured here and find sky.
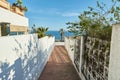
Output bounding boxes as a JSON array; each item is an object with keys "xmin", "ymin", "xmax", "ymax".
[{"xmin": 8, "ymin": 0, "xmax": 111, "ymax": 31}]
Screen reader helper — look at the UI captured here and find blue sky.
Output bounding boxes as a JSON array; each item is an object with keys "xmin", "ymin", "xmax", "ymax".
[{"xmin": 8, "ymin": 0, "xmax": 110, "ymax": 31}]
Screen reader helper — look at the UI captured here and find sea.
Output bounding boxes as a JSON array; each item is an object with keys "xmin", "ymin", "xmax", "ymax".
[{"xmin": 46, "ymin": 31, "xmax": 74, "ymax": 40}]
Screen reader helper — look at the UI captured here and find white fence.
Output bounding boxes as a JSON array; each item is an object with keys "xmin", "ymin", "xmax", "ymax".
[
  {"xmin": 65, "ymin": 36, "xmax": 110, "ymax": 80},
  {"xmin": 64, "ymin": 37, "xmax": 85, "ymax": 80},
  {"xmin": 0, "ymin": 34, "xmax": 55, "ymax": 80},
  {"xmin": 64, "ymin": 37, "xmax": 75, "ymax": 63},
  {"xmin": 65, "ymin": 24, "xmax": 120, "ymax": 80}
]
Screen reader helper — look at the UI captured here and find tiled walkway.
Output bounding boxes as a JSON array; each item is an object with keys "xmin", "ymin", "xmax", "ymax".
[{"xmin": 38, "ymin": 46, "xmax": 81, "ymax": 80}]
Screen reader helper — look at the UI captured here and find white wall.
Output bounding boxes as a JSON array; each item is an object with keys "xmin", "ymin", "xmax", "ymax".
[
  {"xmin": 0, "ymin": 7, "xmax": 28, "ymax": 26},
  {"xmin": 55, "ymin": 42, "xmax": 64, "ymax": 46},
  {"xmin": 64, "ymin": 37, "xmax": 75, "ymax": 62},
  {"xmin": 64, "ymin": 37, "xmax": 86, "ymax": 80},
  {"xmin": 108, "ymin": 24, "xmax": 120, "ymax": 80},
  {"xmin": 0, "ymin": 35, "xmax": 55, "ymax": 80}
]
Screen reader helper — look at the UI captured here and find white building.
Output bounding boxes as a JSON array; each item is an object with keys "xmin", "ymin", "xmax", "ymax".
[{"xmin": 0, "ymin": 0, "xmax": 29, "ymax": 36}]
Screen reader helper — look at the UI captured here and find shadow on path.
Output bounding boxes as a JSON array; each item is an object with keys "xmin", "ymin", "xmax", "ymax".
[{"xmin": 38, "ymin": 46, "xmax": 81, "ymax": 80}]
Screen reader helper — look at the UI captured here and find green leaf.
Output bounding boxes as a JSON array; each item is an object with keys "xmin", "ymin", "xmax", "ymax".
[
  {"xmin": 110, "ymin": 18, "xmax": 113, "ymax": 21},
  {"xmin": 92, "ymin": 15, "xmax": 95, "ymax": 17},
  {"xmin": 114, "ymin": 12, "xmax": 119, "ymax": 17},
  {"xmin": 88, "ymin": 6, "xmax": 93, "ymax": 11},
  {"xmin": 116, "ymin": 7, "xmax": 120, "ymax": 10},
  {"xmin": 117, "ymin": 0, "xmax": 120, "ymax": 2},
  {"xmin": 93, "ymin": 12, "xmax": 98, "ymax": 15},
  {"xmin": 112, "ymin": 0, "xmax": 114, "ymax": 2},
  {"xmin": 111, "ymin": 7, "xmax": 115, "ymax": 13},
  {"xmin": 97, "ymin": 1, "xmax": 100, "ymax": 7},
  {"xmin": 101, "ymin": 17, "xmax": 106, "ymax": 20}
]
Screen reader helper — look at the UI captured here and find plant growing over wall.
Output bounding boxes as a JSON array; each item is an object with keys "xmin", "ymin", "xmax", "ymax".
[
  {"xmin": 66, "ymin": 22, "xmax": 82, "ymax": 37},
  {"xmin": 12, "ymin": 0, "xmax": 28, "ymax": 12},
  {"xmin": 67, "ymin": 0, "xmax": 120, "ymax": 41}
]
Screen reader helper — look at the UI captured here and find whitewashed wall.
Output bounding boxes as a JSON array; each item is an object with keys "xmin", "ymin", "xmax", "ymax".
[
  {"xmin": 0, "ymin": 7, "xmax": 28, "ymax": 26},
  {"xmin": 64, "ymin": 37, "xmax": 75, "ymax": 62},
  {"xmin": 64, "ymin": 37, "xmax": 89, "ymax": 80},
  {"xmin": 108, "ymin": 24, "xmax": 120, "ymax": 80},
  {"xmin": 0, "ymin": 34, "xmax": 55, "ymax": 80}
]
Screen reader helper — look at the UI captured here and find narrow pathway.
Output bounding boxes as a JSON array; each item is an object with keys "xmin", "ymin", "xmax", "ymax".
[{"xmin": 38, "ymin": 46, "xmax": 81, "ymax": 80}]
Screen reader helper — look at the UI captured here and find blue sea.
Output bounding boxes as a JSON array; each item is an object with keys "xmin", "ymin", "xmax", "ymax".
[{"xmin": 46, "ymin": 31, "xmax": 74, "ymax": 40}]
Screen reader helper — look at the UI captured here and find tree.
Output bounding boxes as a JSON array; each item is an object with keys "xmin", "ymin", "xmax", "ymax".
[
  {"xmin": 67, "ymin": 0, "xmax": 120, "ymax": 40},
  {"xmin": 17, "ymin": 0, "xmax": 22, "ymax": 6},
  {"xmin": 37, "ymin": 27, "xmax": 48, "ymax": 38},
  {"xmin": 31, "ymin": 25, "xmax": 48, "ymax": 38},
  {"xmin": 59, "ymin": 28, "xmax": 64, "ymax": 41},
  {"xmin": 66, "ymin": 22, "xmax": 82, "ymax": 37}
]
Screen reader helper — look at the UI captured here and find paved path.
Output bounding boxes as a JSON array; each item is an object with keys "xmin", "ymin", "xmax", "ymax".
[{"xmin": 38, "ymin": 46, "xmax": 81, "ymax": 80}]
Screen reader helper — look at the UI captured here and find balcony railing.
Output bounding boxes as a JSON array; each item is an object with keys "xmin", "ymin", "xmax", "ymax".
[
  {"xmin": 11, "ymin": 6, "xmax": 24, "ymax": 16},
  {"xmin": 0, "ymin": 0, "xmax": 10, "ymax": 9},
  {"xmin": 10, "ymin": 25, "xmax": 28, "ymax": 33},
  {"xmin": 0, "ymin": 0, "xmax": 24, "ymax": 16}
]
